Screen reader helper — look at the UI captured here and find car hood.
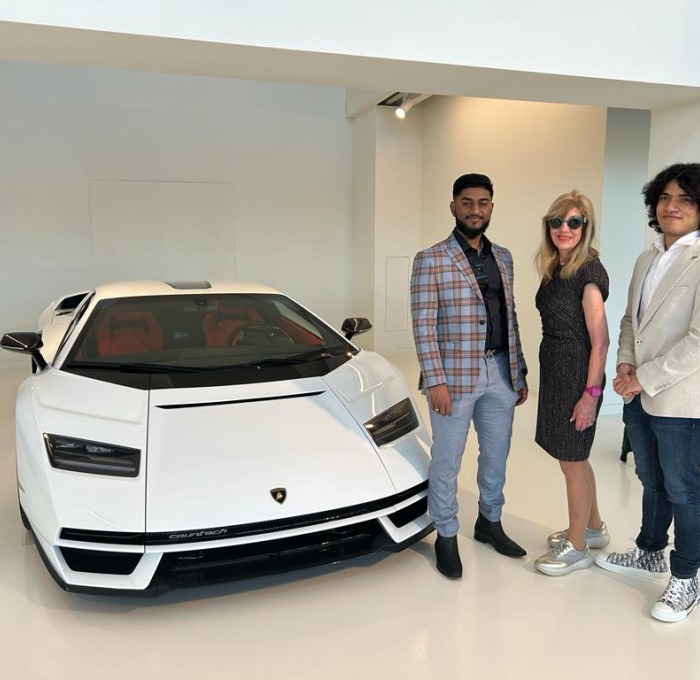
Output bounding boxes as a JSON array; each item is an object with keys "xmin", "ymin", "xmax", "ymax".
[{"xmin": 145, "ymin": 377, "xmax": 396, "ymax": 532}]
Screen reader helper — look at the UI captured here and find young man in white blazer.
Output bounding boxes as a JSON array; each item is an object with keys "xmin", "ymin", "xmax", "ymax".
[{"xmin": 596, "ymin": 163, "xmax": 700, "ymax": 623}]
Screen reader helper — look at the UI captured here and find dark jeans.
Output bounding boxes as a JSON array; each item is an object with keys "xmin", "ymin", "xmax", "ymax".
[{"xmin": 623, "ymin": 396, "xmax": 700, "ymax": 579}]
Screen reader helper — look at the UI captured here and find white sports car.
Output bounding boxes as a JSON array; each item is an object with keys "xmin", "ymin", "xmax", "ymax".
[{"xmin": 2, "ymin": 280, "xmax": 432, "ymax": 596}]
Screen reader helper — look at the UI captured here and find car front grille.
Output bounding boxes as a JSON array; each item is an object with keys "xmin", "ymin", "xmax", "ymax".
[{"xmin": 152, "ymin": 519, "xmax": 387, "ymax": 589}]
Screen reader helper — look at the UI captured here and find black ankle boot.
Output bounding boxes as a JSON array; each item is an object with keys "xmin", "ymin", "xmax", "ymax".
[
  {"xmin": 474, "ymin": 513, "xmax": 526, "ymax": 558},
  {"xmin": 435, "ymin": 534, "xmax": 463, "ymax": 579}
]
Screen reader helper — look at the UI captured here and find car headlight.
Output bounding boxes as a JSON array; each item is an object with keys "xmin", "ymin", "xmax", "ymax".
[
  {"xmin": 364, "ymin": 398, "xmax": 419, "ymax": 447},
  {"xmin": 43, "ymin": 434, "xmax": 140, "ymax": 477}
]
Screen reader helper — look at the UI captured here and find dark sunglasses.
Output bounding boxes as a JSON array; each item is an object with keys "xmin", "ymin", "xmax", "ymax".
[{"xmin": 546, "ymin": 215, "xmax": 587, "ymax": 230}]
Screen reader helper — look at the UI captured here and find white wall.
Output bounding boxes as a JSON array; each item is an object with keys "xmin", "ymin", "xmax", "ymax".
[
  {"xmin": 419, "ymin": 96, "xmax": 608, "ymax": 391},
  {"xmin": 0, "ymin": 61, "xmax": 354, "ymax": 364},
  {"xmin": 351, "ymin": 106, "xmax": 425, "ymax": 354},
  {"xmin": 650, "ymin": 100, "xmax": 700, "ymax": 177},
  {"xmin": 599, "ymin": 108, "xmax": 651, "ymax": 414},
  {"xmin": 648, "ymin": 99, "xmax": 700, "ymax": 254},
  {"xmin": 351, "ymin": 107, "xmax": 377, "ymax": 342},
  {"xmin": 372, "ymin": 107, "xmax": 424, "ymax": 353}
]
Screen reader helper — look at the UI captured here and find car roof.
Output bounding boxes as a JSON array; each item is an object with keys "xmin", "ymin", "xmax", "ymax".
[{"xmin": 90, "ymin": 280, "xmax": 282, "ymax": 303}]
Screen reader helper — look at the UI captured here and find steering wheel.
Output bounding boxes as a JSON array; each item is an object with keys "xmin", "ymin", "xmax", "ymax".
[{"xmin": 227, "ymin": 324, "xmax": 294, "ymax": 346}]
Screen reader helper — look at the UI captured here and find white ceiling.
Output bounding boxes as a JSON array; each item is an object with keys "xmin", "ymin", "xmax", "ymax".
[{"xmin": 1, "ymin": 20, "xmax": 699, "ymax": 111}]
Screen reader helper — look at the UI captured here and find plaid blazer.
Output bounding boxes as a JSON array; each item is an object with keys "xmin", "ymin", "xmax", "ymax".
[{"xmin": 410, "ymin": 233, "xmax": 527, "ymax": 398}]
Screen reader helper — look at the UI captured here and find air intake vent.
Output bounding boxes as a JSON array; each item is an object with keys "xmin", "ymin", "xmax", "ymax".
[{"xmin": 164, "ymin": 281, "xmax": 212, "ymax": 289}]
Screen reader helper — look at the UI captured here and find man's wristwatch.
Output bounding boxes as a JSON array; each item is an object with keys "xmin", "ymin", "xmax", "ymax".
[{"xmin": 584, "ymin": 385, "xmax": 603, "ymax": 398}]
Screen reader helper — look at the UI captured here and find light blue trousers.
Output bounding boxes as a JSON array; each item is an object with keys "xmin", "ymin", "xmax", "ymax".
[{"xmin": 427, "ymin": 352, "xmax": 518, "ymax": 537}]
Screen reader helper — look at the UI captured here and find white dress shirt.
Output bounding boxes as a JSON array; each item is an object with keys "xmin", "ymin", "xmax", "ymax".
[{"xmin": 639, "ymin": 230, "xmax": 700, "ymax": 321}]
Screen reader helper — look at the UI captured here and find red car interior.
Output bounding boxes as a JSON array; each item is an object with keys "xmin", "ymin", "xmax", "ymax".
[{"xmin": 96, "ymin": 311, "xmax": 163, "ymax": 357}]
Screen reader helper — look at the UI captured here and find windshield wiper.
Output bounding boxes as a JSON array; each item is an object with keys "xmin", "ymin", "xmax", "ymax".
[
  {"xmin": 210, "ymin": 350, "xmax": 341, "ymax": 371},
  {"xmin": 65, "ymin": 349, "xmax": 346, "ymax": 373},
  {"xmin": 64, "ymin": 361, "xmax": 201, "ymax": 374},
  {"xmin": 239, "ymin": 350, "xmax": 342, "ymax": 368}
]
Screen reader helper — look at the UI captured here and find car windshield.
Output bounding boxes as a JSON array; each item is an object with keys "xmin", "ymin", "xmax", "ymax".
[{"xmin": 63, "ymin": 293, "xmax": 354, "ymax": 371}]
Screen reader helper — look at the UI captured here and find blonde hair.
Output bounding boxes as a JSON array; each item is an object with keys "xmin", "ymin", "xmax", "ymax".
[{"xmin": 535, "ymin": 190, "xmax": 599, "ymax": 283}]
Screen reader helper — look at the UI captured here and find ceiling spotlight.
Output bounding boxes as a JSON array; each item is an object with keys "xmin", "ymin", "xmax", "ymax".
[
  {"xmin": 378, "ymin": 92, "xmax": 432, "ymax": 119},
  {"xmin": 395, "ymin": 101, "xmax": 412, "ymax": 119}
]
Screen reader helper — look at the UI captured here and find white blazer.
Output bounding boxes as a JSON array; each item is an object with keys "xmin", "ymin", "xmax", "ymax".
[{"xmin": 618, "ymin": 236, "xmax": 700, "ymax": 417}]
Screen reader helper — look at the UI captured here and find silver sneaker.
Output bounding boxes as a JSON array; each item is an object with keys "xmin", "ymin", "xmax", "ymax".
[
  {"xmin": 535, "ymin": 540, "xmax": 594, "ymax": 576},
  {"xmin": 548, "ymin": 522, "xmax": 610, "ymax": 549},
  {"xmin": 595, "ymin": 546, "xmax": 668, "ymax": 581},
  {"xmin": 651, "ymin": 576, "xmax": 700, "ymax": 623}
]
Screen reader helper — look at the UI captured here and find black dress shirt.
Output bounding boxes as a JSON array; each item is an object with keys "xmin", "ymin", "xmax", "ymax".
[{"xmin": 453, "ymin": 229, "xmax": 507, "ymax": 353}]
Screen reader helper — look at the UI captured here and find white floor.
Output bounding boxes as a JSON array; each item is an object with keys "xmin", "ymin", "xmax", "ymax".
[{"xmin": 1, "ymin": 357, "xmax": 696, "ymax": 680}]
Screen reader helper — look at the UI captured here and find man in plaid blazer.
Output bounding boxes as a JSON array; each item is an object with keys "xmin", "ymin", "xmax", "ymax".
[{"xmin": 410, "ymin": 173, "xmax": 528, "ymax": 578}]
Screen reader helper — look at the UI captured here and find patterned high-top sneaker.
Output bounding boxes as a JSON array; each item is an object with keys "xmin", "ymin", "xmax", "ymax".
[
  {"xmin": 594, "ymin": 546, "xmax": 668, "ymax": 581},
  {"xmin": 651, "ymin": 576, "xmax": 700, "ymax": 623}
]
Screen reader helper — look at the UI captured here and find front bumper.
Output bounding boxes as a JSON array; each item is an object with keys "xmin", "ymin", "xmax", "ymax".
[{"xmin": 31, "ymin": 484, "xmax": 432, "ymax": 596}]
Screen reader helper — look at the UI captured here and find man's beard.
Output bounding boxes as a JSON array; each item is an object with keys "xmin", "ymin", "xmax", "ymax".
[{"xmin": 455, "ymin": 217, "xmax": 490, "ymax": 240}]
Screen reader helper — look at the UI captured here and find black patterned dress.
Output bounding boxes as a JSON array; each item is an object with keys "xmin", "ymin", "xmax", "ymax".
[{"xmin": 535, "ymin": 257, "xmax": 609, "ymax": 461}]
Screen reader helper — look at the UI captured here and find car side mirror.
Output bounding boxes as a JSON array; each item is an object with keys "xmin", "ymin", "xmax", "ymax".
[
  {"xmin": 1, "ymin": 332, "xmax": 48, "ymax": 370},
  {"xmin": 341, "ymin": 317, "xmax": 372, "ymax": 340}
]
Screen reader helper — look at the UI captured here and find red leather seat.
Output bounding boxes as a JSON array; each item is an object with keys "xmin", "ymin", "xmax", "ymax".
[
  {"xmin": 203, "ymin": 307, "xmax": 263, "ymax": 347},
  {"xmin": 95, "ymin": 311, "xmax": 163, "ymax": 357}
]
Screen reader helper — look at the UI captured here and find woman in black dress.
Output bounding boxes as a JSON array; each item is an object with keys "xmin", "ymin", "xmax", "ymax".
[{"xmin": 533, "ymin": 190, "xmax": 611, "ymax": 576}]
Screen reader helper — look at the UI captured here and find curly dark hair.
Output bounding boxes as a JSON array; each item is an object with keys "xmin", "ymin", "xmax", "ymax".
[{"xmin": 643, "ymin": 163, "xmax": 700, "ymax": 233}]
